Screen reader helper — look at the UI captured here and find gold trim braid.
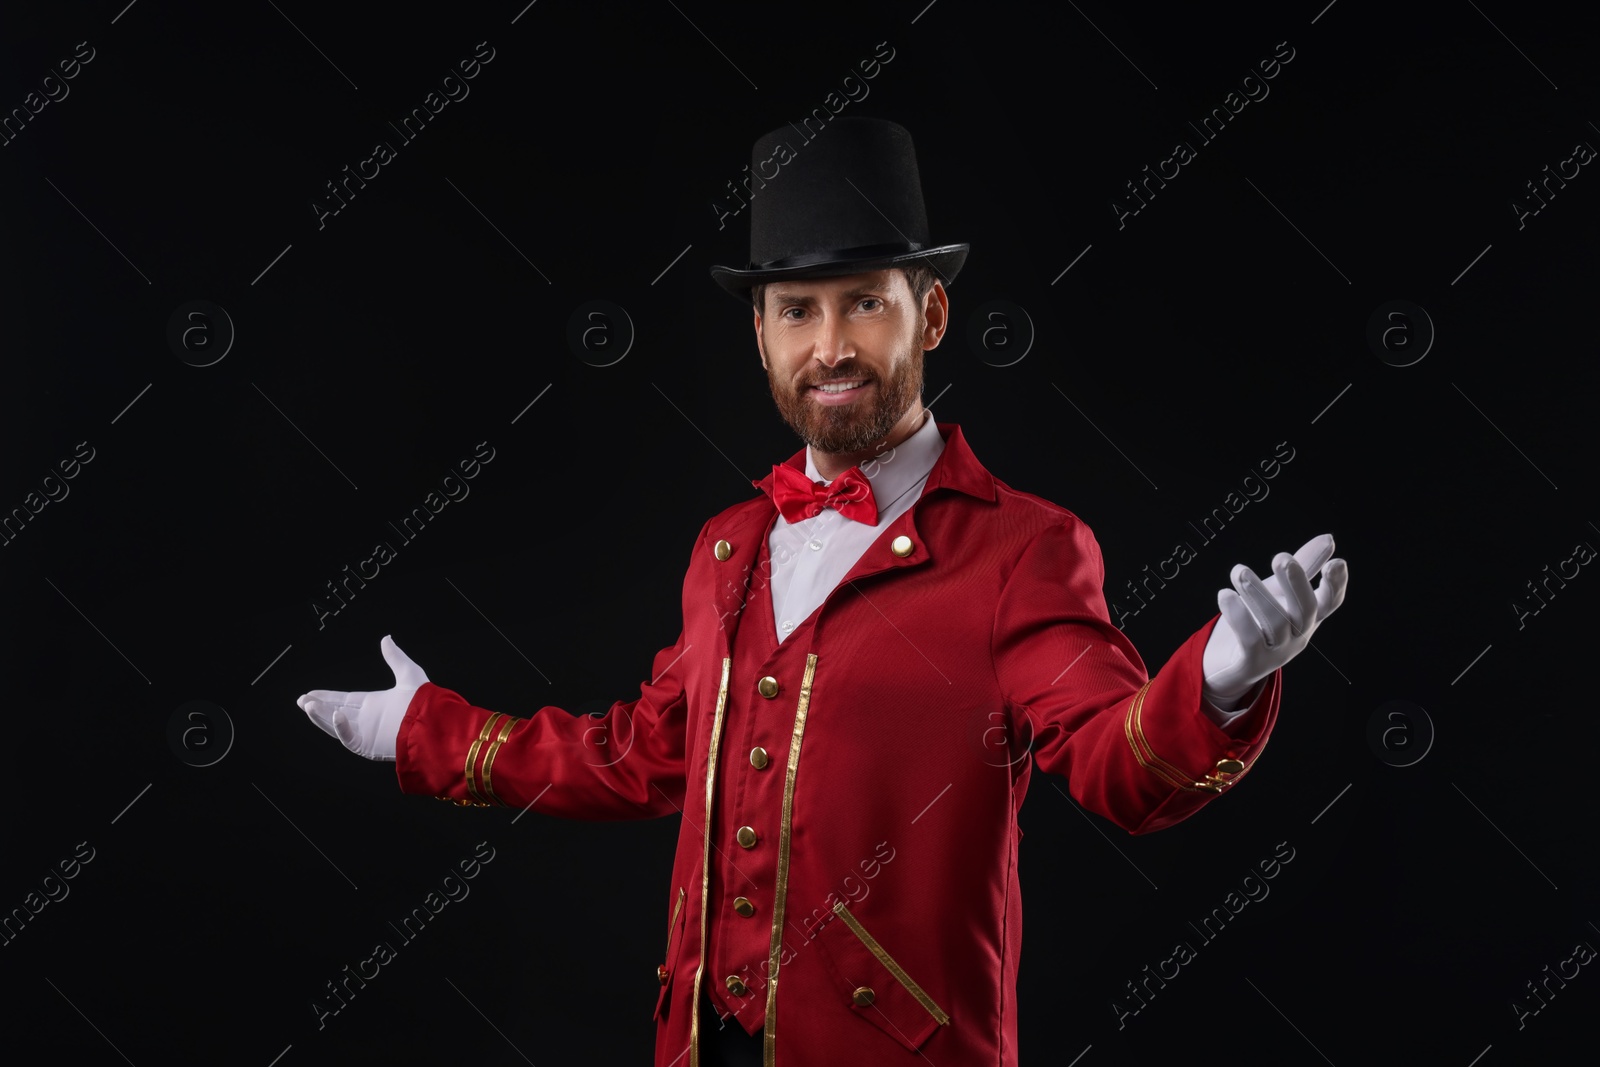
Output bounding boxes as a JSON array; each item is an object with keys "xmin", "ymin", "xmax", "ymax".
[
  {"xmin": 689, "ymin": 657, "xmax": 732, "ymax": 1067},
  {"xmin": 479, "ymin": 715, "xmax": 520, "ymax": 806},
  {"xmin": 832, "ymin": 901, "xmax": 951, "ymax": 1025},
  {"xmin": 1122, "ymin": 681, "xmax": 1214, "ymax": 793},
  {"xmin": 464, "ymin": 713, "xmax": 507, "ymax": 804},
  {"xmin": 763, "ymin": 653, "xmax": 818, "ymax": 1067},
  {"xmin": 667, "ymin": 885, "xmax": 686, "ymax": 961}
]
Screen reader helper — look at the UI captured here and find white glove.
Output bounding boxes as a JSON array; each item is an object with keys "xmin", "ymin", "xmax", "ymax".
[
  {"xmin": 1202, "ymin": 533, "xmax": 1348, "ymax": 707},
  {"xmin": 298, "ymin": 635, "xmax": 429, "ymax": 761}
]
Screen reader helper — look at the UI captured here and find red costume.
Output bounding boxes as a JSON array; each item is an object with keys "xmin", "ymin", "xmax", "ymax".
[{"xmin": 394, "ymin": 422, "xmax": 1279, "ymax": 1066}]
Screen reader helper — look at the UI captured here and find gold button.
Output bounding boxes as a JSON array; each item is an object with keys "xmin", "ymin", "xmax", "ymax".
[
  {"xmin": 714, "ymin": 539, "xmax": 733, "ymax": 561},
  {"xmin": 736, "ymin": 826, "xmax": 758, "ymax": 848},
  {"xmin": 890, "ymin": 535, "xmax": 913, "ymax": 557},
  {"xmin": 852, "ymin": 986, "xmax": 876, "ymax": 1007},
  {"xmin": 757, "ymin": 676, "xmax": 779, "ymax": 698},
  {"xmin": 657, "ymin": 964, "xmax": 669, "ymax": 985},
  {"xmin": 726, "ymin": 975, "xmax": 749, "ymax": 996},
  {"xmin": 750, "ymin": 746, "xmax": 769, "ymax": 769},
  {"xmin": 1215, "ymin": 758, "xmax": 1245, "ymax": 776},
  {"xmin": 733, "ymin": 896, "xmax": 756, "ymax": 917}
]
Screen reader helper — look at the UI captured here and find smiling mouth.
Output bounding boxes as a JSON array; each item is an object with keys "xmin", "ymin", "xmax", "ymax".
[{"xmin": 809, "ymin": 380, "xmax": 868, "ymax": 394}]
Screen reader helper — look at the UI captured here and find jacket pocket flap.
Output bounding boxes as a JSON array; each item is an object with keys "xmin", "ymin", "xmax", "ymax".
[
  {"xmin": 654, "ymin": 886, "xmax": 688, "ymax": 1022},
  {"xmin": 814, "ymin": 901, "xmax": 948, "ymax": 1050}
]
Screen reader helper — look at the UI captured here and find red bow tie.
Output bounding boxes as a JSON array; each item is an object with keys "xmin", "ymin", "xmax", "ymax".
[{"xmin": 760, "ymin": 463, "xmax": 879, "ymax": 525}]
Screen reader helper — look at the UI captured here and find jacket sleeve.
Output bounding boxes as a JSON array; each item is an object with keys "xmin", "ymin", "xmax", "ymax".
[
  {"xmin": 392, "ymin": 529, "xmax": 705, "ymax": 820},
  {"xmin": 992, "ymin": 516, "xmax": 1278, "ymax": 835}
]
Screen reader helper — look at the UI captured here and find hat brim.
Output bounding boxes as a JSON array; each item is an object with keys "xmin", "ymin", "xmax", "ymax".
[{"xmin": 709, "ymin": 244, "xmax": 969, "ymax": 305}]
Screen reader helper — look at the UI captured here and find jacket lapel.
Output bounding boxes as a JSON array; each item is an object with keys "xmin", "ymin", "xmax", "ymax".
[
  {"xmin": 730, "ymin": 423, "xmax": 1000, "ymax": 634},
  {"xmin": 830, "ymin": 422, "xmax": 998, "ymax": 590},
  {"xmin": 706, "ymin": 503, "xmax": 781, "ymax": 659}
]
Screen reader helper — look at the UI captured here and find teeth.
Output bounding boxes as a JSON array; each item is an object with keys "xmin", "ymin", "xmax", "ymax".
[{"xmin": 815, "ymin": 381, "xmax": 865, "ymax": 393}]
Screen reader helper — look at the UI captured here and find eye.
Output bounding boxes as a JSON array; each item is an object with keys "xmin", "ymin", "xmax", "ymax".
[
  {"xmin": 781, "ymin": 306, "xmax": 806, "ymax": 320},
  {"xmin": 858, "ymin": 298, "xmax": 882, "ymax": 311}
]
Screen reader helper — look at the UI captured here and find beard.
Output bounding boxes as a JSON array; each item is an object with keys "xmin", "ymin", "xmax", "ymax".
[{"xmin": 766, "ymin": 328, "xmax": 924, "ymax": 455}]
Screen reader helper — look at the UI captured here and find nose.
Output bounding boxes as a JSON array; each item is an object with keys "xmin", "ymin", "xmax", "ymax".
[{"xmin": 813, "ymin": 309, "xmax": 856, "ymax": 369}]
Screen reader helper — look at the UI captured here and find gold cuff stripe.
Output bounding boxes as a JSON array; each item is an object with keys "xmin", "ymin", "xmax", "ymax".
[
  {"xmin": 832, "ymin": 901, "xmax": 951, "ymax": 1026},
  {"xmin": 764, "ymin": 653, "xmax": 819, "ymax": 1067},
  {"xmin": 464, "ymin": 713, "xmax": 507, "ymax": 804},
  {"xmin": 689, "ymin": 656, "xmax": 732, "ymax": 1067},
  {"xmin": 480, "ymin": 715, "xmax": 521, "ymax": 806},
  {"xmin": 1123, "ymin": 682, "xmax": 1216, "ymax": 793},
  {"xmin": 1124, "ymin": 681, "xmax": 1191, "ymax": 785}
]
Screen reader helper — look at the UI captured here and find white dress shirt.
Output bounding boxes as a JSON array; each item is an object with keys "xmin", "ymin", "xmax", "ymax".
[
  {"xmin": 763, "ymin": 413, "xmax": 1254, "ymax": 729},
  {"xmin": 766, "ymin": 410, "xmax": 945, "ymax": 640}
]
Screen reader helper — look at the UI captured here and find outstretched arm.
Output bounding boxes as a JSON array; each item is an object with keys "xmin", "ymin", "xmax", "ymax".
[
  {"xmin": 298, "ymin": 629, "xmax": 693, "ymax": 819},
  {"xmin": 296, "ymin": 527, "xmax": 711, "ymax": 820},
  {"xmin": 392, "ymin": 630, "xmax": 693, "ymax": 819},
  {"xmin": 997, "ymin": 519, "xmax": 1344, "ymax": 835}
]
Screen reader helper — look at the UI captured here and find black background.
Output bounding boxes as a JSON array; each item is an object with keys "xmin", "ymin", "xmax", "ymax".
[{"xmin": 2, "ymin": 1, "xmax": 1597, "ymax": 1064}]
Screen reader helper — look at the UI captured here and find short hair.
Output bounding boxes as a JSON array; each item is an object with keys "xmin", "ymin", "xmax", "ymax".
[{"xmin": 751, "ymin": 262, "xmax": 939, "ymax": 315}]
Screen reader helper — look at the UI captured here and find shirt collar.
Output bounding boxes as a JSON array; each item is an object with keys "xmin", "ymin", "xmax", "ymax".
[{"xmin": 750, "ymin": 417, "xmax": 997, "ymax": 513}]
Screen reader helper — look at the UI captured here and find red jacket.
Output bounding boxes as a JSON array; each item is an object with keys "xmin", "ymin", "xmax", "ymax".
[{"xmin": 395, "ymin": 422, "xmax": 1278, "ymax": 1065}]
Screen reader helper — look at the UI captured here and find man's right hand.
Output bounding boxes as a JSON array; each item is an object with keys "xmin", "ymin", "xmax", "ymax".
[{"xmin": 298, "ymin": 635, "xmax": 429, "ymax": 761}]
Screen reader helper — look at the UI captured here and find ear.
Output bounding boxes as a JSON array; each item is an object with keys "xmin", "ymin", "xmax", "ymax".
[
  {"xmin": 753, "ymin": 307, "xmax": 769, "ymax": 370},
  {"xmin": 920, "ymin": 281, "xmax": 950, "ymax": 352}
]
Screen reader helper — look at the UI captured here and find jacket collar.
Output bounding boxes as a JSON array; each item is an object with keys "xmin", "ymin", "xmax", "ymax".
[
  {"xmin": 919, "ymin": 422, "xmax": 998, "ymax": 503},
  {"xmin": 712, "ymin": 422, "xmax": 996, "ymax": 655}
]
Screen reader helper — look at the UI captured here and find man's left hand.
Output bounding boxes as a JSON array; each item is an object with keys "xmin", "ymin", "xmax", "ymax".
[{"xmin": 1202, "ymin": 533, "xmax": 1348, "ymax": 707}]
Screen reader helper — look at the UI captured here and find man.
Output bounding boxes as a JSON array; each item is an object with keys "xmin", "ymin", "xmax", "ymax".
[{"xmin": 298, "ymin": 118, "xmax": 1347, "ymax": 1066}]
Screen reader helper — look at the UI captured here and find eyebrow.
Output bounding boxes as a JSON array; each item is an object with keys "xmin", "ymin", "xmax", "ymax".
[{"xmin": 767, "ymin": 284, "xmax": 889, "ymax": 307}]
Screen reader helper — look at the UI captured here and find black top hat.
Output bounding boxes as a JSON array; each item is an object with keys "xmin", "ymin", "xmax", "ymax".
[{"xmin": 709, "ymin": 117, "xmax": 969, "ymax": 304}]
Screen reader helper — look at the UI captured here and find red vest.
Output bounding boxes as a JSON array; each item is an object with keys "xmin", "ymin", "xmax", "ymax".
[{"xmin": 698, "ymin": 513, "xmax": 820, "ymax": 1031}]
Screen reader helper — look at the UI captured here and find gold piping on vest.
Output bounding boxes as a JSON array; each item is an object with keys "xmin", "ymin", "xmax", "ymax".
[
  {"xmin": 763, "ymin": 653, "xmax": 818, "ymax": 1067},
  {"xmin": 688, "ymin": 657, "xmax": 732, "ymax": 1067},
  {"xmin": 832, "ymin": 900, "xmax": 951, "ymax": 1026}
]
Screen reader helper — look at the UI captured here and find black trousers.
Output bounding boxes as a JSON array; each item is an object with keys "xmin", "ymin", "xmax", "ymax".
[{"xmin": 697, "ymin": 989, "xmax": 764, "ymax": 1067}]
